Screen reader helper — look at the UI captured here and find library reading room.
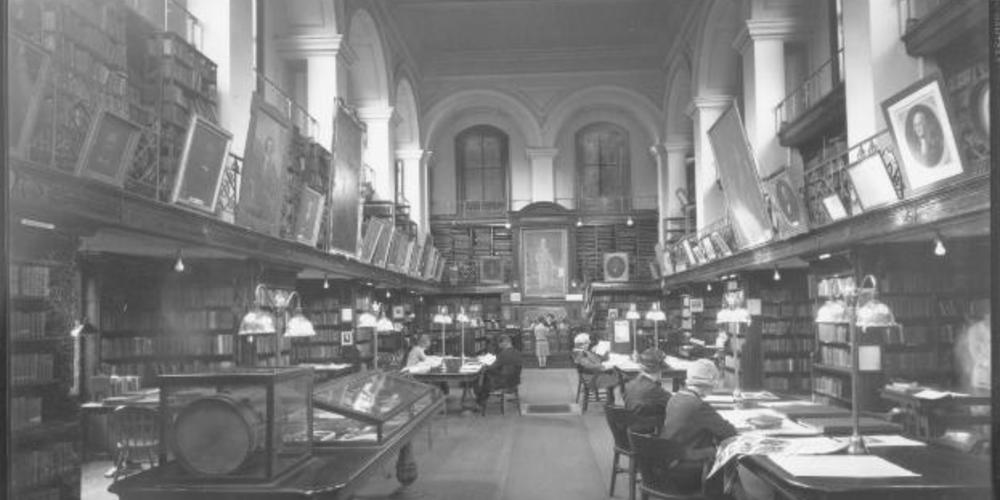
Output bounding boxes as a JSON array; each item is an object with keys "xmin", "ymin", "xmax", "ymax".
[{"xmin": 4, "ymin": 0, "xmax": 996, "ymax": 499}]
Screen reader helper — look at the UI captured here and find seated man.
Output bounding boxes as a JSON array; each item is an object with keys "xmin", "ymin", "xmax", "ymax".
[
  {"xmin": 623, "ymin": 348, "xmax": 672, "ymax": 432},
  {"xmin": 572, "ymin": 333, "xmax": 619, "ymax": 403},
  {"xmin": 476, "ymin": 334, "xmax": 522, "ymax": 409},
  {"xmin": 659, "ymin": 359, "xmax": 736, "ymax": 493},
  {"xmin": 405, "ymin": 334, "xmax": 431, "ymax": 367}
]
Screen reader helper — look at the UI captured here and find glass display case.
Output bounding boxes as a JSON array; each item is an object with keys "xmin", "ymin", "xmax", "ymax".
[
  {"xmin": 158, "ymin": 367, "xmax": 313, "ymax": 481},
  {"xmin": 312, "ymin": 371, "xmax": 439, "ymax": 445}
]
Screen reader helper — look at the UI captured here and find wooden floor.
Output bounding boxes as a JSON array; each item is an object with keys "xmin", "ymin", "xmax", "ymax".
[{"xmin": 83, "ymin": 368, "xmax": 624, "ymax": 500}]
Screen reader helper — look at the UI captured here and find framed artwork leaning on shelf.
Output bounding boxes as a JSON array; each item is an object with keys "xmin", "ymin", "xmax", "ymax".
[
  {"xmin": 882, "ymin": 76, "xmax": 965, "ymax": 193},
  {"xmin": 75, "ymin": 109, "xmax": 142, "ymax": 187},
  {"xmin": 293, "ymin": 186, "xmax": 326, "ymax": 247},
  {"xmin": 9, "ymin": 34, "xmax": 51, "ymax": 159},
  {"xmin": 238, "ymin": 95, "xmax": 292, "ymax": 237},
  {"xmin": 846, "ymin": 155, "xmax": 900, "ymax": 211},
  {"xmin": 172, "ymin": 114, "xmax": 232, "ymax": 213}
]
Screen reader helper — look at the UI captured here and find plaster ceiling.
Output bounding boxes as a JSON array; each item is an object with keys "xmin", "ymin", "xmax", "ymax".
[{"xmin": 387, "ymin": 0, "xmax": 696, "ymax": 76}]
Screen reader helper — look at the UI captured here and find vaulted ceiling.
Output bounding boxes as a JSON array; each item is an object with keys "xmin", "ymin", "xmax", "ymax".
[{"xmin": 387, "ymin": 0, "xmax": 696, "ymax": 77}]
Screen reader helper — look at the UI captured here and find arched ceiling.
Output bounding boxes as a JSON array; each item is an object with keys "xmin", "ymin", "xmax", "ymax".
[{"xmin": 387, "ymin": 0, "xmax": 697, "ymax": 77}]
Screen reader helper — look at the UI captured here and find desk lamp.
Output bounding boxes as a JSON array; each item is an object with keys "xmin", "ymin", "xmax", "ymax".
[
  {"xmin": 432, "ymin": 306, "xmax": 453, "ymax": 356},
  {"xmin": 625, "ymin": 303, "xmax": 641, "ymax": 359},
  {"xmin": 456, "ymin": 307, "xmax": 470, "ymax": 362},
  {"xmin": 239, "ymin": 284, "xmax": 278, "ymax": 337},
  {"xmin": 283, "ymin": 292, "xmax": 316, "ymax": 338},
  {"xmin": 645, "ymin": 302, "xmax": 667, "ymax": 351},
  {"xmin": 716, "ymin": 290, "xmax": 751, "ymax": 404},
  {"xmin": 374, "ymin": 312, "xmax": 395, "ymax": 370}
]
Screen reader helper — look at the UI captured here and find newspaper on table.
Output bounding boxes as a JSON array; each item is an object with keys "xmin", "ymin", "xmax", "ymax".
[{"xmin": 707, "ymin": 433, "xmax": 847, "ymax": 478}]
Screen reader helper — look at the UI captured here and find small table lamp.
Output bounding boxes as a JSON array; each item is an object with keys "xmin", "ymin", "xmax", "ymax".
[
  {"xmin": 716, "ymin": 290, "xmax": 751, "ymax": 403},
  {"xmin": 455, "ymin": 307, "xmax": 470, "ymax": 361},
  {"xmin": 374, "ymin": 313, "xmax": 395, "ymax": 370},
  {"xmin": 283, "ymin": 292, "xmax": 316, "ymax": 338},
  {"xmin": 645, "ymin": 302, "xmax": 667, "ymax": 351},
  {"xmin": 625, "ymin": 303, "xmax": 641, "ymax": 359},
  {"xmin": 432, "ymin": 306, "xmax": 453, "ymax": 356}
]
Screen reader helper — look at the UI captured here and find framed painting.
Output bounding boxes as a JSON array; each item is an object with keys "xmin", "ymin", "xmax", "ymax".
[
  {"xmin": 327, "ymin": 101, "xmax": 365, "ymax": 256},
  {"xmin": 74, "ymin": 110, "xmax": 142, "ymax": 187},
  {"xmin": 237, "ymin": 94, "xmax": 292, "ymax": 237},
  {"xmin": 520, "ymin": 228, "xmax": 568, "ymax": 298},
  {"xmin": 822, "ymin": 194, "xmax": 848, "ymax": 221},
  {"xmin": 293, "ymin": 186, "xmax": 326, "ymax": 247},
  {"xmin": 764, "ymin": 167, "xmax": 809, "ymax": 239},
  {"xmin": 847, "ymin": 155, "xmax": 899, "ymax": 211},
  {"xmin": 480, "ymin": 256, "xmax": 504, "ymax": 284},
  {"xmin": 681, "ymin": 239, "xmax": 699, "ymax": 267},
  {"xmin": 881, "ymin": 76, "xmax": 964, "ymax": 192},
  {"xmin": 359, "ymin": 218, "xmax": 386, "ymax": 263},
  {"xmin": 710, "ymin": 232, "xmax": 733, "ymax": 257},
  {"xmin": 408, "ymin": 243, "xmax": 424, "ymax": 276},
  {"xmin": 171, "ymin": 114, "xmax": 232, "ymax": 213},
  {"xmin": 708, "ymin": 104, "xmax": 774, "ymax": 249},
  {"xmin": 372, "ymin": 222, "xmax": 395, "ymax": 268},
  {"xmin": 699, "ymin": 236, "xmax": 718, "ymax": 262}
]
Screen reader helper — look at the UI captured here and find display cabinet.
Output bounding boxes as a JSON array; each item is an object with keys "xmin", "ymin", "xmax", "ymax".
[
  {"xmin": 158, "ymin": 367, "xmax": 313, "ymax": 480},
  {"xmin": 312, "ymin": 371, "xmax": 439, "ymax": 445}
]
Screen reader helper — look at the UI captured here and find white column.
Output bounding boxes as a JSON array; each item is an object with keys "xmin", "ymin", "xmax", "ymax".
[
  {"xmin": 842, "ymin": 0, "xmax": 922, "ymax": 145},
  {"xmin": 396, "ymin": 148, "xmax": 429, "ymax": 234},
  {"xmin": 526, "ymin": 148, "xmax": 558, "ymax": 203},
  {"xmin": 662, "ymin": 140, "xmax": 691, "ymax": 242},
  {"xmin": 734, "ymin": 19, "xmax": 799, "ymax": 178},
  {"xmin": 358, "ymin": 105, "xmax": 397, "ymax": 203},
  {"xmin": 689, "ymin": 95, "xmax": 734, "ymax": 231},
  {"xmin": 276, "ymin": 34, "xmax": 349, "ymax": 151},
  {"xmin": 650, "ymin": 144, "xmax": 667, "ymax": 244}
]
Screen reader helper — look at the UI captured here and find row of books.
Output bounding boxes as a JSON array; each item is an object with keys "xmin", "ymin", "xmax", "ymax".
[
  {"xmin": 881, "ymin": 296, "xmax": 938, "ymax": 319},
  {"xmin": 12, "ymin": 264, "xmax": 50, "ymax": 297},
  {"xmin": 817, "ymin": 323, "xmax": 849, "ymax": 344},
  {"xmin": 11, "ymin": 442, "xmax": 77, "ymax": 491},
  {"xmin": 101, "ymin": 309, "xmax": 235, "ymax": 332},
  {"xmin": 12, "ymin": 354, "xmax": 55, "ymax": 385},
  {"xmin": 302, "ymin": 329, "xmax": 344, "ymax": 344},
  {"xmin": 162, "ymin": 285, "xmax": 237, "ymax": 309},
  {"xmin": 883, "ymin": 351, "xmax": 953, "ymax": 375},
  {"xmin": 760, "ymin": 302, "xmax": 812, "ymax": 318},
  {"xmin": 760, "ymin": 319, "xmax": 813, "ymax": 336},
  {"xmin": 251, "ymin": 336, "xmax": 292, "ymax": 355},
  {"xmin": 763, "ymin": 357, "xmax": 811, "ymax": 372},
  {"xmin": 763, "ymin": 376, "xmax": 810, "ymax": 393},
  {"xmin": 813, "ymin": 375, "xmax": 850, "ymax": 399},
  {"xmin": 879, "ymin": 324, "xmax": 956, "ymax": 345},
  {"xmin": 11, "ymin": 396, "xmax": 43, "ymax": 430},
  {"xmin": 292, "ymin": 345, "xmax": 341, "ymax": 361},
  {"xmin": 12, "ymin": 311, "xmax": 48, "ymax": 340},
  {"xmin": 819, "ymin": 346, "xmax": 851, "ymax": 367},
  {"xmin": 101, "ymin": 335, "xmax": 235, "ymax": 359},
  {"xmin": 761, "ymin": 336, "xmax": 814, "ymax": 352},
  {"xmin": 307, "ymin": 310, "xmax": 350, "ymax": 326},
  {"xmin": 257, "ymin": 355, "xmax": 291, "ymax": 367}
]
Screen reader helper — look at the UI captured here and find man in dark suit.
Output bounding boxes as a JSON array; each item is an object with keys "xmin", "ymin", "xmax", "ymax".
[
  {"xmin": 623, "ymin": 348, "xmax": 672, "ymax": 431},
  {"xmin": 659, "ymin": 358, "xmax": 737, "ymax": 492},
  {"xmin": 476, "ymin": 334, "xmax": 522, "ymax": 408}
]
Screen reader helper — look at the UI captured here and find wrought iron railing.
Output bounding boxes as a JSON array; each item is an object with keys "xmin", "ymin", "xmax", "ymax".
[
  {"xmin": 774, "ymin": 49, "xmax": 844, "ymax": 130},
  {"xmin": 665, "ymin": 216, "xmax": 737, "ymax": 271},
  {"xmin": 216, "ymin": 153, "xmax": 242, "ymax": 223},
  {"xmin": 802, "ymin": 129, "xmax": 904, "ymax": 227},
  {"xmin": 256, "ymin": 72, "xmax": 320, "ymax": 140}
]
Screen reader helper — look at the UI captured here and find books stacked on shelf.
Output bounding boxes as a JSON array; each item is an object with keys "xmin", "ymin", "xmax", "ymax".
[
  {"xmin": 12, "ymin": 354, "xmax": 55, "ymax": 385},
  {"xmin": 12, "ymin": 310, "xmax": 48, "ymax": 340},
  {"xmin": 293, "ymin": 344, "xmax": 341, "ymax": 361},
  {"xmin": 101, "ymin": 334, "xmax": 234, "ymax": 360},
  {"xmin": 15, "ymin": 264, "xmax": 51, "ymax": 297},
  {"xmin": 816, "ymin": 323, "xmax": 849, "ymax": 344},
  {"xmin": 763, "ymin": 357, "xmax": 811, "ymax": 372},
  {"xmin": 760, "ymin": 335, "xmax": 814, "ymax": 352},
  {"xmin": 813, "ymin": 375, "xmax": 850, "ymax": 400},
  {"xmin": 763, "ymin": 376, "xmax": 810, "ymax": 393},
  {"xmin": 11, "ymin": 442, "xmax": 77, "ymax": 493},
  {"xmin": 883, "ymin": 350, "xmax": 953, "ymax": 377},
  {"xmin": 819, "ymin": 346, "xmax": 850, "ymax": 368},
  {"xmin": 12, "ymin": 396, "xmax": 43, "ymax": 430}
]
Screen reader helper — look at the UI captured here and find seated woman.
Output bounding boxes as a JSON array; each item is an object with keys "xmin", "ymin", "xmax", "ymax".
[
  {"xmin": 405, "ymin": 334, "xmax": 431, "ymax": 367},
  {"xmin": 572, "ymin": 333, "xmax": 620, "ymax": 403}
]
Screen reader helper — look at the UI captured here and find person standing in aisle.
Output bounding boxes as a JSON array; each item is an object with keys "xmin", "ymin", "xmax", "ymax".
[{"xmin": 533, "ymin": 316, "xmax": 551, "ymax": 368}]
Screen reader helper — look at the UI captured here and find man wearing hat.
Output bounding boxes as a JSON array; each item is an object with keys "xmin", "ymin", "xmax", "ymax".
[
  {"xmin": 572, "ymin": 332, "xmax": 619, "ymax": 403},
  {"xmin": 659, "ymin": 358, "xmax": 737, "ymax": 492},
  {"xmin": 623, "ymin": 348, "xmax": 672, "ymax": 421}
]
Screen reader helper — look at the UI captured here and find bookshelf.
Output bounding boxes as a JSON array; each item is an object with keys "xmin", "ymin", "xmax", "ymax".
[
  {"xmin": 294, "ymin": 283, "xmax": 355, "ymax": 365},
  {"xmin": 10, "ymin": 227, "xmax": 82, "ymax": 500}
]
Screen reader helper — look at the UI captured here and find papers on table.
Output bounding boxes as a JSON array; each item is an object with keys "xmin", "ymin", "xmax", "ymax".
[
  {"xmin": 602, "ymin": 353, "xmax": 639, "ymax": 371},
  {"xmin": 740, "ymin": 391, "xmax": 779, "ymax": 400},
  {"xmin": 704, "ymin": 394, "xmax": 735, "ymax": 404},
  {"xmin": 770, "ymin": 455, "xmax": 920, "ymax": 478},
  {"xmin": 477, "ymin": 353, "xmax": 497, "ymax": 366},
  {"xmin": 840, "ymin": 434, "xmax": 926, "ymax": 448},
  {"xmin": 708, "ymin": 434, "xmax": 843, "ymax": 478},
  {"xmin": 299, "ymin": 362, "xmax": 352, "ymax": 371},
  {"xmin": 592, "ymin": 340, "xmax": 611, "ymax": 356},
  {"xmin": 717, "ymin": 409, "xmax": 821, "ymax": 436},
  {"xmin": 759, "ymin": 400, "xmax": 819, "ymax": 408},
  {"xmin": 459, "ymin": 362, "xmax": 484, "ymax": 373}
]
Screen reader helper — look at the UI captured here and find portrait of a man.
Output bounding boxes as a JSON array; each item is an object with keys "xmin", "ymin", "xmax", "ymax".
[
  {"xmin": 905, "ymin": 105, "xmax": 944, "ymax": 168},
  {"xmin": 172, "ymin": 115, "xmax": 231, "ymax": 213},
  {"xmin": 237, "ymin": 98, "xmax": 290, "ymax": 236},
  {"xmin": 521, "ymin": 229, "xmax": 567, "ymax": 297}
]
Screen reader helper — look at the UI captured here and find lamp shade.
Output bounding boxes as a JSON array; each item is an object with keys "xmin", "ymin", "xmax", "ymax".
[
  {"xmin": 855, "ymin": 298, "xmax": 897, "ymax": 329},
  {"xmin": 625, "ymin": 303, "xmax": 641, "ymax": 320},
  {"xmin": 432, "ymin": 313, "xmax": 453, "ymax": 325},
  {"xmin": 239, "ymin": 307, "xmax": 277, "ymax": 335},
  {"xmin": 815, "ymin": 298, "xmax": 850, "ymax": 324},
  {"xmin": 456, "ymin": 311, "xmax": 470, "ymax": 324},
  {"xmin": 645, "ymin": 303, "xmax": 667, "ymax": 322},
  {"xmin": 285, "ymin": 311, "xmax": 316, "ymax": 337},
  {"xmin": 717, "ymin": 306, "xmax": 751, "ymax": 325},
  {"xmin": 357, "ymin": 311, "xmax": 378, "ymax": 328},
  {"xmin": 375, "ymin": 316, "xmax": 395, "ymax": 332}
]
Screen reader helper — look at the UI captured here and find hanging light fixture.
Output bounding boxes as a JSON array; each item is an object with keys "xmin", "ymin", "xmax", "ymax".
[
  {"xmin": 323, "ymin": 274, "xmax": 330, "ymax": 289},
  {"xmin": 283, "ymin": 292, "xmax": 316, "ymax": 338},
  {"xmin": 576, "ymin": 218, "xmax": 583, "ymax": 227},
  {"xmin": 504, "ymin": 221, "xmax": 511, "ymax": 229},
  {"xmin": 772, "ymin": 266, "xmax": 781, "ymax": 281},
  {"xmin": 173, "ymin": 249, "xmax": 185, "ymax": 272},
  {"xmin": 706, "ymin": 282, "xmax": 713, "ymax": 292},
  {"xmin": 933, "ymin": 234, "xmax": 947, "ymax": 257},
  {"xmin": 239, "ymin": 284, "xmax": 278, "ymax": 336},
  {"xmin": 626, "ymin": 216, "xmax": 635, "ymax": 227},
  {"xmin": 645, "ymin": 302, "xmax": 667, "ymax": 350}
]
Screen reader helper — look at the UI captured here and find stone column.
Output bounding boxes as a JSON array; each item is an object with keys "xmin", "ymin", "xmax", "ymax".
[
  {"xmin": 662, "ymin": 140, "xmax": 691, "ymax": 243},
  {"xmin": 396, "ymin": 148, "xmax": 430, "ymax": 234},
  {"xmin": 689, "ymin": 95, "xmax": 734, "ymax": 231},
  {"xmin": 526, "ymin": 148, "xmax": 558, "ymax": 203},
  {"xmin": 276, "ymin": 34, "xmax": 351, "ymax": 151},
  {"xmin": 357, "ymin": 105, "xmax": 397, "ymax": 203}
]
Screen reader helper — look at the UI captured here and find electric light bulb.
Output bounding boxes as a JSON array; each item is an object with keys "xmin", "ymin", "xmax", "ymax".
[
  {"xmin": 773, "ymin": 268, "xmax": 781, "ymax": 281},
  {"xmin": 707, "ymin": 282, "xmax": 713, "ymax": 292},
  {"xmin": 933, "ymin": 237, "xmax": 946, "ymax": 256},
  {"xmin": 173, "ymin": 252, "xmax": 185, "ymax": 272}
]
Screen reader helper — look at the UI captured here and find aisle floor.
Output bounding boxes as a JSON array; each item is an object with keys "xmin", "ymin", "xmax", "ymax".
[{"xmin": 83, "ymin": 368, "xmax": 623, "ymax": 500}]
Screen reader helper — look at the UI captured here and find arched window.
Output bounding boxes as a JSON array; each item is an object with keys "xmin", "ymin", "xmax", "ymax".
[
  {"xmin": 576, "ymin": 123, "xmax": 629, "ymax": 212},
  {"xmin": 456, "ymin": 125, "xmax": 508, "ymax": 215}
]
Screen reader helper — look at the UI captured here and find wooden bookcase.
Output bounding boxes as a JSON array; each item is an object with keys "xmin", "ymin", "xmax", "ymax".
[{"xmin": 10, "ymin": 226, "xmax": 82, "ymax": 500}]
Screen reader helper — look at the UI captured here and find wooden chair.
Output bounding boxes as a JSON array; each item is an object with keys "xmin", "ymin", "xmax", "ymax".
[
  {"xmin": 108, "ymin": 406, "xmax": 160, "ymax": 483},
  {"xmin": 627, "ymin": 430, "xmax": 708, "ymax": 500},
  {"xmin": 481, "ymin": 364, "xmax": 522, "ymax": 416},
  {"xmin": 605, "ymin": 406, "xmax": 639, "ymax": 500},
  {"xmin": 575, "ymin": 365, "xmax": 604, "ymax": 411}
]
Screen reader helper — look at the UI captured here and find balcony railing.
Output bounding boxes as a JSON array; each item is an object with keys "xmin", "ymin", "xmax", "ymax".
[
  {"xmin": 664, "ymin": 216, "xmax": 736, "ymax": 273},
  {"xmin": 802, "ymin": 129, "xmax": 904, "ymax": 227},
  {"xmin": 775, "ymin": 49, "xmax": 844, "ymax": 130},
  {"xmin": 256, "ymin": 72, "xmax": 320, "ymax": 140}
]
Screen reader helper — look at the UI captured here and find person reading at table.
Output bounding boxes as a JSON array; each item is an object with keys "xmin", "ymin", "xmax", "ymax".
[
  {"xmin": 659, "ymin": 359, "xmax": 736, "ymax": 493},
  {"xmin": 476, "ymin": 334, "xmax": 522, "ymax": 410},
  {"xmin": 624, "ymin": 348, "xmax": 672, "ymax": 432},
  {"xmin": 406, "ymin": 334, "xmax": 432, "ymax": 367},
  {"xmin": 573, "ymin": 332, "xmax": 620, "ymax": 403}
]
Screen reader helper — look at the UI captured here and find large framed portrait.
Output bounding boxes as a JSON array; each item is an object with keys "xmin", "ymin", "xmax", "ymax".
[
  {"xmin": 74, "ymin": 110, "xmax": 142, "ymax": 187},
  {"xmin": 293, "ymin": 187, "xmax": 326, "ymax": 247},
  {"xmin": 480, "ymin": 256, "xmax": 505, "ymax": 284},
  {"xmin": 328, "ymin": 101, "xmax": 365, "ymax": 256},
  {"xmin": 237, "ymin": 94, "xmax": 292, "ymax": 237},
  {"xmin": 520, "ymin": 228, "xmax": 568, "ymax": 298},
  {"xmin": 171, "ymin": 114, "xmax": 232, "ymax": 213},
  {"xmin": 882, "ymin": 76, "xmax": 964, "ymax": 192},
  {"xmin": 9, "ymin": 35, "xmax": 51, "ymax": 159}
]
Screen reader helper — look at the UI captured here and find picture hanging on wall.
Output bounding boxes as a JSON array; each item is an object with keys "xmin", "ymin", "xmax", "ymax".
[
  {"xmin": 520, "ymin": 228, "xmax": 569, "ymax": 298},
  {"xmin": 710, "ymin": 232, "xmax": 733, "ymax": 257},
  {"xmin": 293, "ymin": 186, "xmax": 326, "ymax": 247},
  {"xmin": 822, "ymin": 194, "xmax": 848, "ymax": 221},
  {"xmin": 881, "ymin": 76, "xmax": 965, "ymax": 193},
  {"xmin": 74, "ymin": 109, "xmax": 142, "ymax": 187},
  {"xmin": 681, "ymin": 238, "xmax": 699, "ymax": 267},
  {"xmin": 847, "ymin": 155, "xmax": 900, "ymax": 211},
  {"xmin": 479, "ymin": 256, "xmax": 505, "ymax": 284},
  {"xmin": 238, "ymin": 94, "xmax": 292, "ymax": 237},
  {"xmin": 763, "ymin": 166, "xmax": 809, "ymax": 239},
  {"xmin": 699, "ymin": 236, "xmax": 719, "ymax": 262},
  {"xmin": 172, "ymin": 114, "xmax": 232, "ymax": 214}
]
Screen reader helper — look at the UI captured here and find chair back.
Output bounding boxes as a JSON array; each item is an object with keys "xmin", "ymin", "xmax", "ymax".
[
  {"xmin": 109, "ymin": 406, "xmax": 160, "ymax": 450},
  {"xmin": 628, "ymin": 430, "xmax": 688, "ymax": 494}
]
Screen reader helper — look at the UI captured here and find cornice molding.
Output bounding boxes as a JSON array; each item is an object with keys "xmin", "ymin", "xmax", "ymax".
[
  {"xmin": 687, "ymin": 94, "xmax": 735, "ymax": 116},
  {"xmin": 357, "ymin": 105, "xmax": 396, "ymax": 122},
  {"xmin": 276, "ymin": 33, "xmax": 345, "ymax": 59},
  {"xmin": 526, "ymin": 147, "xmax": 559, "ymax": 160},
  {"xmin": 733, "ymin": 18, "xmax": 808, "ymax": 53}
]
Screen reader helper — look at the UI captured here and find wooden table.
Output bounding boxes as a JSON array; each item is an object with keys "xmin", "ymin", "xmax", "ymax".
[
  {"xmin": 109, "ymin": 393, "xmax": 445, "ymax": 499},
  {"xmin": 880, "ymin": 388, "xmax": 991, "ymax": 439},
  {"xmin": 739, "ymin": 444, "xmax": 993, "ymax": 500},
  {"xmin": 409, "ymin": 365, "xmax": 485, "ymax": 407},
  {"xmin": 613, "ymin": 365, "xmax": 687, "ymax": 391}
]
